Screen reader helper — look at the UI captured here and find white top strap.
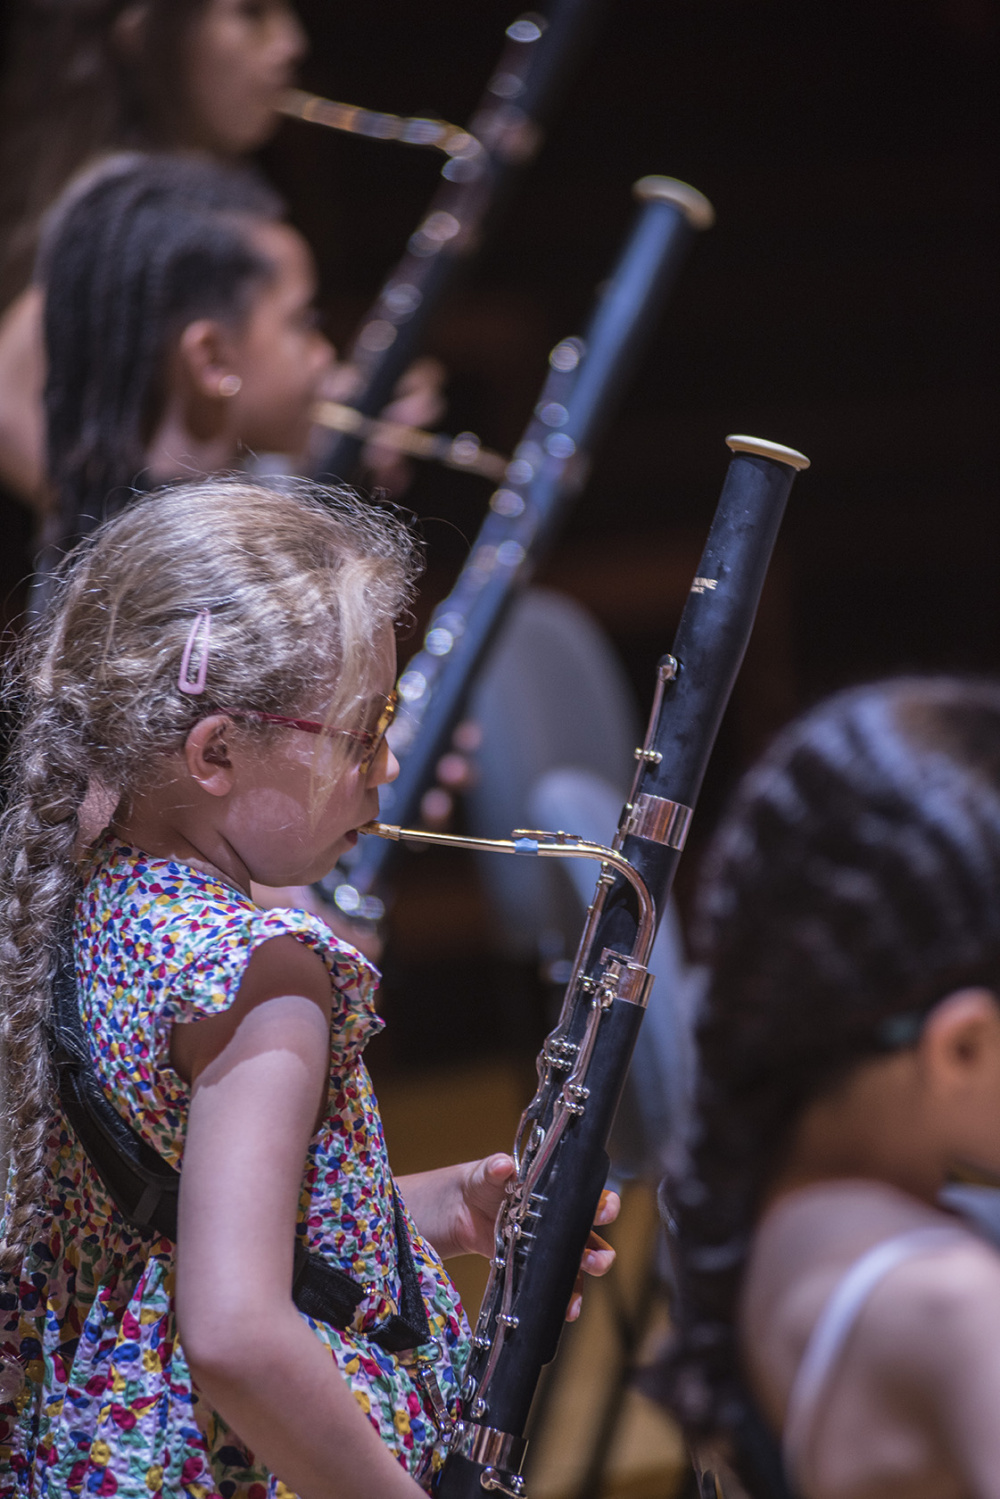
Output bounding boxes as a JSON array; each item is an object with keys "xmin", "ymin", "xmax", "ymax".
[{"xmin": 783, "ymin": 1225, "xmax": 969, "ymax": 1492}]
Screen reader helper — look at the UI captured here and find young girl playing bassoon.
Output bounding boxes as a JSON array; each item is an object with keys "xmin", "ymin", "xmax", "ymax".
[
  {"xmin": 664, "ymin": 677, "xmax": 1000, "ymax": 1499},
  {"xmin": 0, "ymin": 478, "xmax": 615, "ymax": 1497}
]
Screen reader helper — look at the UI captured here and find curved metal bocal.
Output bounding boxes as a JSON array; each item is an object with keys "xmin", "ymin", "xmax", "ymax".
[{"xmin": 359, "ymin": 820, "xmax": 655, "ymax": 961}]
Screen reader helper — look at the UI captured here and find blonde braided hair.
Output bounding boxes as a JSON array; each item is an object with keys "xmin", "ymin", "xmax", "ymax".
[{"xmin": 0, "ymin": 476, "xmax": 420, "ymax": 1270}]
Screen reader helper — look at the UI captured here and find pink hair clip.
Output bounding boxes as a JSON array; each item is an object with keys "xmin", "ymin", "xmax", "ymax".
[{"xmin": 178, "ymin": 609, "xmax": 212, "ymax": 696}]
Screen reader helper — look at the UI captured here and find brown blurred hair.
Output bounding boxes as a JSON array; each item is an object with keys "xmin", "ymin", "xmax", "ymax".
[{"xmin": 0, "ymin": 0, "xmax": 212, "ymax": 306}]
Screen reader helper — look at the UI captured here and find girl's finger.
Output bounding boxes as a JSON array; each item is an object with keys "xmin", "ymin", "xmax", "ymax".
[
  {"xmin": 582, "ymin": 1241, "xmax": 615, "ymax": 1277},
  {"xmin": 585, "ymin": 1229, "xmax": 614, "ymax": 1254},
  {"xmin": 594, "ymin": 1189, "xmax": 620, "ymax": 1226}
]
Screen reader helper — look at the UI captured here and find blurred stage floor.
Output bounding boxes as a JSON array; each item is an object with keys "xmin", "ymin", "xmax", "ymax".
[{"xmin": 376, "ymin": 1057, "xmax": 689, "ymax": 1498}]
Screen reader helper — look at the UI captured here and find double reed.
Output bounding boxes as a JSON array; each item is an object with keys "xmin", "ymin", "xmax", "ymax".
[{"xmin": 281, "ymin": 87, "xmax": 477, "ymax": 160}]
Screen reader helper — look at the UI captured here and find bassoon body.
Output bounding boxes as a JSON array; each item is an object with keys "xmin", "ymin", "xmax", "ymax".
[
  {"xmin": 312, "ymin": 0, "xmax": 603, "ymax": 481},
  {"xmin": 317, "ymin": 176, "xmax": 714, "ymax": 920},
  {"xmin": 366, "ymin": 434, "xmax": 809, "ymax": 1496}
]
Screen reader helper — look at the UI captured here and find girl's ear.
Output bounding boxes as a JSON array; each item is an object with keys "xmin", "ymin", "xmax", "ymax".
[
  {"xmin": 920, "ymin": 988, "xmax": 1000, "ymax": 1091},
  {"xmin": 184, "ymin": 715, "xmax": 236, "ymax": 797},
  {"xmin": 177, "ymin": 319, "xmax": 244, "ymax": 405}
]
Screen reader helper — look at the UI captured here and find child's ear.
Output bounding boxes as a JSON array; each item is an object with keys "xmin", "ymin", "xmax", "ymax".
[
  {"xmin": 920, "ymin": 988, "xmax": 1000, "ymax": 1089},
  {"xmin": 177, "ymin": 319, "xmax": 244, "ymax": 405},
  {"xmin": 184, "ymin": 715, "xmax": 236, "ymax": 797}
]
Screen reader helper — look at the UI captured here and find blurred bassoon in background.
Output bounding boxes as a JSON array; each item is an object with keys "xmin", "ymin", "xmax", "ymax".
[
  {"xmin": 317, "ymin": 174, "xmax": 714, "ymax": 922},
  {"xmin": 292, "ymin": 0, "xmax": 606, "ymax": 482}
]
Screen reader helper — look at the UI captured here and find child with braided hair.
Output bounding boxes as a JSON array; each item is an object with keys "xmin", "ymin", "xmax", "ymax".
[
  {"xmin": 662, "ymin": 678, "xmax": 1000, "ymax": 1499},
  {"xmin": 36, "ymin": 151, "xmax": 332, "ymax": 567},
  {"xmin": 35, "ymin": 149, "xmax": 443, "ymax": 597},
  {"xmin": 0, "ymin": 477, "xmax": 616, "ymax": 1497}
]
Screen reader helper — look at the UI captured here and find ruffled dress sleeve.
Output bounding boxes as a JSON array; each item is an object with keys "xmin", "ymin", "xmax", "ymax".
[{"xmin": 74, "ymin": 835, "xmax": 383, "ymax": 1169}]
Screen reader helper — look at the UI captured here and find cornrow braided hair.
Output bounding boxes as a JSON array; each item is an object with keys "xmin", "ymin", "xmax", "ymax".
[
  {"xmin": 659, "ymin": 676, "xmax": 1000, "ymax": 1446},
  {"xmin": 38, "ymin": 152, "xmax": 283, "ymax": 555},
  {"xmin": 0, "ymin": 475, "xmax": 422, "ymax": 1272}
]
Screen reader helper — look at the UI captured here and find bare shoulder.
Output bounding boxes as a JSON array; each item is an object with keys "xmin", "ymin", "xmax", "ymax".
[
  {"xmin": 171, "ymin": 934, "xmax": 332, "ymax": 1085},
  {"xmin": 876, "ymin": 1230, "xmax": 1000, "ymax": 1316},
  {"xmin": 862, "ymin": 1230, "xmax": 1000, "ymax": 1493},
  {"xmin": 744, "ymin": 1179, "xmax": 955, "ymax": 1327},
  {"xmin": 741, "ymin": 1182, "xmax": 997, "ymax": 1423},
  {"xmin": 866, "ymin": 1230, "xmax": 1000, "ymax": 1380},
  {"xmin": 236, "ymin": 933, "xmax": 332, "ymax": 1010}
]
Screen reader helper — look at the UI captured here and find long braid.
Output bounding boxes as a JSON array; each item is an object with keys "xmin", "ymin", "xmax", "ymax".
[
  {"xmin": 659, "ymin": 677, "xmax": 1000, "ymax": 1441},
  {"xmin": 39, "ymin": 154, "xmax": 283, "ymax": 550},
  {"xmin": 0, "ymin": 619, "xmax": 92, "ymax": 1271}
]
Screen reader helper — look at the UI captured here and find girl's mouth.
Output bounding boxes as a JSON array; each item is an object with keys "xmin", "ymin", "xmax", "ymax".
[{"xmin": 344, "ymin": 829, "xmax": 358, "ymax": 847}]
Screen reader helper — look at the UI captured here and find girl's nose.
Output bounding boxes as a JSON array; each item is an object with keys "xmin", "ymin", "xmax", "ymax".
[
  {"xmin": 366, "ymin": 734, "xmax": 399, "ymax": 787},
  {"xmin": 377, "ymin": 745, "xmax": 400, "ymax": 785}
]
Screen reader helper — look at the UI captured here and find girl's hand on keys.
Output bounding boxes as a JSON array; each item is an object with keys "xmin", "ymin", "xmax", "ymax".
[{"xmin": 456, "ymin": 1158, "xmax": 619, "ymax": 1320}]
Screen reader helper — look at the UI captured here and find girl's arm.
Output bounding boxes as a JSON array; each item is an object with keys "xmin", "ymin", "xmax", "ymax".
[
  {"xmin": 173, "ymin": 935, "xmax": 425, "ymax": 1499},
  {"xmin": 397, "ymin": 1161, "xmax": 618, "ymax": 1320}
]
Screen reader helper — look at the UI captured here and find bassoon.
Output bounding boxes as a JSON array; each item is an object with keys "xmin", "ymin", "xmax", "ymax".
[
  {"xmin": 317, "ymin": 175, "xmax": 714, "ymax": 920},
  {"xmin": 364, "ymin": 434, "xmax": 809, "ymax": 1495},
  {"xmin": 310, "ymin": 0, "xmax": 604, "ymax": 481}
]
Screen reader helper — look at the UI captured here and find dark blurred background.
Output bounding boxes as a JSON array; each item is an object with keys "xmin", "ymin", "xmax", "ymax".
[
  {"xmin": 269, "ymin": 0, "xmax": 997, "ymax": 1067},
  {"xmin": 4, "ymin": 0, "xmax": 998, "ymax": 1067}
]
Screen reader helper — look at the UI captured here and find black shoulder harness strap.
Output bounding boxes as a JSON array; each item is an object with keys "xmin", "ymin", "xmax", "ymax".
[
  {"xmin": 49, "ymin": 945, "xmax": 431, "ymax": 1354},
  {"xmin": 729, "ymin": 1393, "xmax": 799, "ymax": 1499},
  {"xmin": 690, "ymin": 1391, "xmax": 798, "ymax": 1499}
]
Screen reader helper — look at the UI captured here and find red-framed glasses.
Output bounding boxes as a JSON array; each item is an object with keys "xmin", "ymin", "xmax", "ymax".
[{"xmin": 221, "ymin": 689, "xmax": 398, "ymax": 775}]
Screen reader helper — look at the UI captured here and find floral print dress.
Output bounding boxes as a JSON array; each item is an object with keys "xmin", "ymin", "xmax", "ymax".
[{"xmin": 0, "ymin": 836, "xmax": 470, "ymax": 1497}]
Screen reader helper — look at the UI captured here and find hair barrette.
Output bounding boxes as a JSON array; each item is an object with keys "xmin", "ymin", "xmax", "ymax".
[
  {"xmin": 875, "ymin": 1011, "xmax": 925, "ymax": 1050},
  {"xmin": 178, "ymin": 609, "xmax": 211, "ymax": 696}
]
